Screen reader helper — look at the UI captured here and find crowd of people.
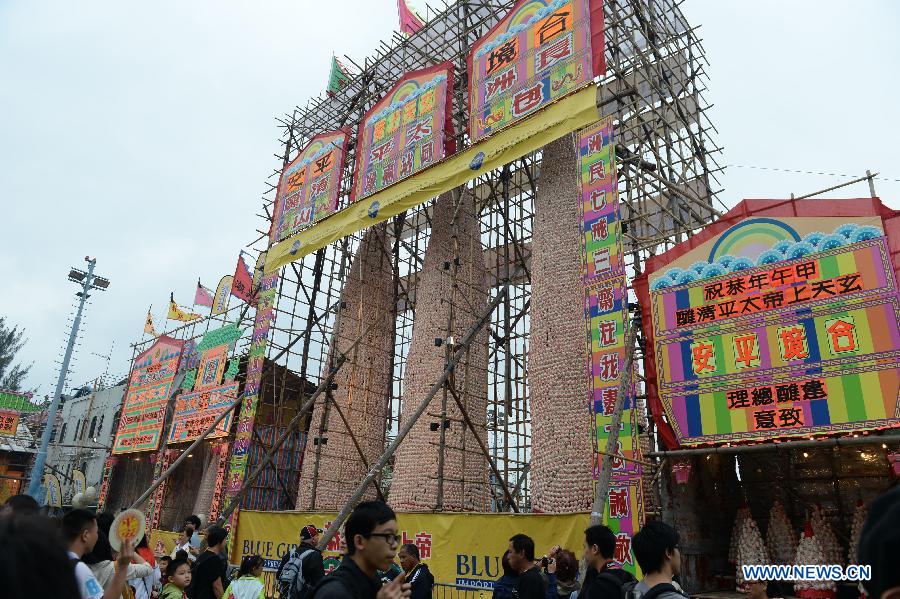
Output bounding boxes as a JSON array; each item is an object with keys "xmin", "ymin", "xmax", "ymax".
[{"xmin": 0, "ymin": 486, "xmax": 898, "ymax": 599}]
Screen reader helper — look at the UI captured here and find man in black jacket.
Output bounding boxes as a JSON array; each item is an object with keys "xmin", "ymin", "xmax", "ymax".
[
  {"xmin": 277, "ymin": 524, "xmax": 326, "ymax": 599},
  {"xmin": 578, "ymin": 525, "xmax": 637, "ymax": 599},
  {"xmin": 398, "ymin": 543, "xmax": 433, "ymax": 599},
  {"xmin": 310, "ymin": 501, "xmax": 410, "ymax": 599},
  {"xmin": 508, "ymin": 534, "xmax": 546, "ymax": 599}
]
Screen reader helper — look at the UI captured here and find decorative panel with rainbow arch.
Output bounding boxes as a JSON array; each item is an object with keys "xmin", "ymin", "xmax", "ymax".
[
  {"xmin": 270, "ymin": 128, "xmax": 349, "ymax": 243},
  {"xmin": 352, "ymin": 62, "xmax": 455, "ymax": 202},
  {"xmin": 468, "ymin": 0, "xmax": 605, "ymax": 143},
  {"xmin": 639, "ymin": 208, "xmax": 900, "ymax": 446}
]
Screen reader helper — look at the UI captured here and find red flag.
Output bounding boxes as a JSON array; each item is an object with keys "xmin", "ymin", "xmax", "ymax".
[
  {"xmin": 231, "ymin": 254, "xmax": 253, "ymax": 303},
  {"xmin": 398, "ymin": 0, "xmax": 424, "ymax": 36}
]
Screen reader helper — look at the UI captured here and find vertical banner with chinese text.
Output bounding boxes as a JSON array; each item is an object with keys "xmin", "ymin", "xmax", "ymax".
[
  {"xmin": 578, "ymin": 117, "xmax": 645, "ymax": 575},
  {"xmin": 221, "ymin": 268, "xmax": 279, "ymax": 527}
]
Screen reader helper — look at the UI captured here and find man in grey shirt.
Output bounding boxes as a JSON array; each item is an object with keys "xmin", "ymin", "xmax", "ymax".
[{"xmin": 631, "ymin": 521, "xmax": 688, "ymax": 599}]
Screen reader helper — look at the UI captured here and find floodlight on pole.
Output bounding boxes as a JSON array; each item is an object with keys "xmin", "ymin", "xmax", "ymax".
[{"xmin": 27, "ymin": 256, "xmax": 110, "ymax": 499}]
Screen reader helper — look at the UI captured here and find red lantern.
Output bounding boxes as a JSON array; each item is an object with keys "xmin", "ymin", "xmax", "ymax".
[
  {"xmin": 672, "ymin": 459, "xmax": 692, "ymax": 484},
  {"xmin": 888, "ymin": 452, "xmax": 900, "ymax": 477}
]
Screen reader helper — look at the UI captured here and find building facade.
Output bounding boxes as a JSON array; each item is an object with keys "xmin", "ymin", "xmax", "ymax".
[{"xmin": 47, "ymin": 382, "xmax": 125, "ymax": 499}]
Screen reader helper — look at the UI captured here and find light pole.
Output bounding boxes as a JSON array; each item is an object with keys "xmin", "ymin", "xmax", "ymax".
[{"xmin": 27, "ymin": 256, "xmax": 110, "ymax": 498}]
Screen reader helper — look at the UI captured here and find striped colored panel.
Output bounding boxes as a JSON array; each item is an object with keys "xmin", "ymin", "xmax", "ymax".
[
  {"xmin": 661, "ymin": 300, "xmax": 899, "ymax": 385},
  {"xmin": 669, "ymin": 368, "xmax": 899, "ymax": 444}
]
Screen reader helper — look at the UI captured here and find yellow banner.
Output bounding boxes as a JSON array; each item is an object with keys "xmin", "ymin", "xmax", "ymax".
[
  {"xmin": 150, "ymin": 529, "xmax": 180, "ymax": 556},
  {"xmin": 232, "ymin": 510, "xmax": 590, "ymax": 590},
  {"xmin": 168, "ymin": 298, "xmax": 202, "ymax": 322},
  {"xmin": 143, "ymin": 309, "xmax": 157, "ymax": 336},
  {"xmin": 266, "ymin": 84, "xmax": 600, "ymax": 273}
]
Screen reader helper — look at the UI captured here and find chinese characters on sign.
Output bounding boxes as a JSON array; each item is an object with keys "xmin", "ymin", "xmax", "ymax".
[
  {"xmin": 168, "ymin": 324, "xmax": 243, "ymax": 444},
  {"xmin": 353, "ymin": 63, "xmax": 454, "ymax": 201},
  {"xmin": 222, "ymin": 270, "xmax": 279, "ymax": 521},
  {"xmin": 578, "ymin": 117, "xmax": 643, "ymax": 577},
  {"xmin": 0, "ymin": 409, "xmax": 18, "ymax": 436},
  {"xmin": 649, "ymin": 234, "xmax": 900, "ymax": 445},
  {"xmin": 675, "ymin": 270, "xmax": 863, "ymax": 328},
  {"xmin": 579, "ymin": 118, "xmax": 622, "ymax": 281},
  {"xmin": 667, "ymin": 303, "xmax": 892, "ymax": 383},
  {"xmin": 112, "ymin": 337, "xmax": 184, "ymax": 454},
  {"xmin": 468, "ymin": 0, "xmax": 605, "ymax": 142},
  {"xmin": 270, "ymin": 130, "xmax": 349, "ymax": 242}
]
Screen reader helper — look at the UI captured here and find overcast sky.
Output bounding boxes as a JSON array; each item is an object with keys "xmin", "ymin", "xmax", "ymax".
[{"xmin": 1, "ymin": 1, "xmax": 897, "ymax": 397}]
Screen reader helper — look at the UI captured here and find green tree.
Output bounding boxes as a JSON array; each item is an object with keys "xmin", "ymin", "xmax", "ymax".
[{"xmin": 0, "ymin": 317, "xmax": 31, "ymax": 390}]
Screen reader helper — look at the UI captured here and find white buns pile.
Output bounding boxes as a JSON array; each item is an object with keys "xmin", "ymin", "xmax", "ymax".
[{"xmin": 766, "ymin": 499, "xmax": 797, "ymax": 565}]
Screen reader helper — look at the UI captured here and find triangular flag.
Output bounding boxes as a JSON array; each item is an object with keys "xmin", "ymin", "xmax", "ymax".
[
  {"xmin": 168, "ymin": 293, "xmax": 202, "ymax": 322},
  {"xmin": 398, "ymin": 0, "xmax": 424, "ymax": 36},
  {"xmin": 231, "ymin": 254, "xmax": 254, "ymax": 303},
  {"xmin": 143, "ymin": 308, "xmax": 157, "ymax": 336},
  {"xmin": 194, "ymin": 280, "xmax": 215, "ymax": 307},
  {"xmin": 326, "ymin": 56, "xmax": 352, "ymax": 96},
  {"xmin": 211, "ymin": 275, "xmax": 233, "ymax": 316}
]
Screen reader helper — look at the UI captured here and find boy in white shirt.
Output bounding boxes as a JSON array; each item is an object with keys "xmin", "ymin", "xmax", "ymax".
[{"xmin": 63, "ymin": 509, "xmax": 135, "ymax": 599}]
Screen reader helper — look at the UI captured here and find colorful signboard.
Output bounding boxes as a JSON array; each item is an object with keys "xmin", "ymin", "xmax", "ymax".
[
  {"xmin": 168, "ymin": 324, "xmax": 243, "ymax": 444},
  {"xmin": 642, "ymin": 214, "xmax": 900, "ymax": 446},
  {"xmin": 0, "ymin": 388, "xmax": 36, "ymax": 412},
  {"xmin": 0, "ymin": 409, "xmax": 19, "ymax": 436},
  {"xmin": 578, "ymin": 117, "xmax": 644, "ymax": 575},
  {"xmin": 112, "ymin": 336, "xmax": 184, "ymax": 454},
  {"xmin": 222, "ymin": 269, "xmax": 279, "ymax": 526},
  {"xmin": 270, "ymin": 130, "xmax": 349, "ymax": 242},
  {"xmin": 352, "ymin": 62, "xmax": 455, "ymax": 201},
  {"xmin": 468, "ymin": 0, "xmax": 605, "ymax": 142},
  {"xmin": 0, "ymin": 389, "xmax": 37, "ymax": 436}
]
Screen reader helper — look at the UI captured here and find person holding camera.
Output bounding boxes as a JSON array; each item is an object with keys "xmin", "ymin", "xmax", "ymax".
[{"xmin": 545, "ymin": 549, "xmax": 580, "ymax": 599}]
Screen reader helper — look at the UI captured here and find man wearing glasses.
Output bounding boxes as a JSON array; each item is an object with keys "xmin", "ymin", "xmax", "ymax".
[{"xmin": 311, "ymin": 501, "xmax": 411, "ymax": 599}]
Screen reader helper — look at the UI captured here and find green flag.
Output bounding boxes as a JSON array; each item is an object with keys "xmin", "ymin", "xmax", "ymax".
[{"xmin": 327, "ymin": 56, "xmax": 351, "ymax": 95}]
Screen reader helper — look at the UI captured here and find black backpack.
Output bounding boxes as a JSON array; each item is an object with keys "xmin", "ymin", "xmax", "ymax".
[{"xmin": 278, "ymin": 548, "xmax": 315, "ymax": 599}]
